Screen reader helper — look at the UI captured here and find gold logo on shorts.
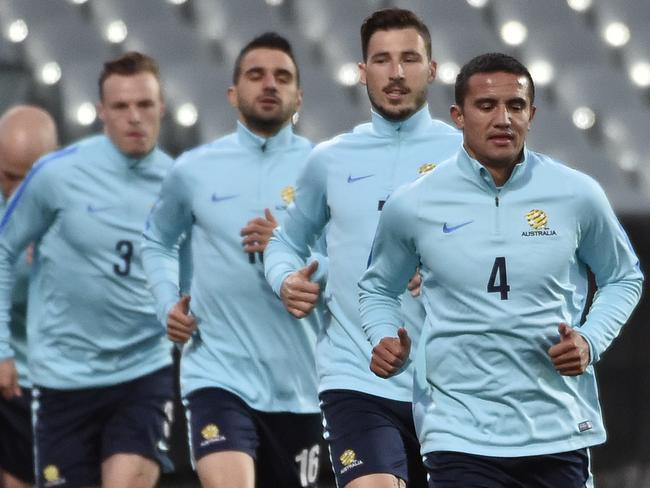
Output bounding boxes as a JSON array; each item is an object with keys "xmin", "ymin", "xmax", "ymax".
[
  {"xmin": 418, "ymin": 162, "xmax": 437, "ymax": 175},
  {"xmin": 281, "ymin": 186, "xmax": 295, "ymax": 204},
  {"xmin": 43, "ymin": 465, "xmax": 60, "ymax": 482},
  {"xmin": 339, "ymin": 448, "xmax": 364, "ymax": 473},
  {"xmin": 339, "ymin": 449, "xmax": 357, "ymax": 466},
  {"xmin": 199, "ymin": 423, "xmax": 226, "ymax": 447},
  {"xmin": 201, "ymin": 424, "xmax": 220, "ymax": 440}
]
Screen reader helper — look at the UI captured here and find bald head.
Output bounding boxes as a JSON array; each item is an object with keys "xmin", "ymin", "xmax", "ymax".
[{"xmin": 0, "ymin": 105, "xmax": 58, "ymax": 199}]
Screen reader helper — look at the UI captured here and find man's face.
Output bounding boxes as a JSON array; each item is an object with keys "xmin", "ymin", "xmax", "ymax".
[
  {"xmin": 228, "ymin": 48, "xmax": 301, "ymax": 136},
  {"xmin": 98, "ymin": 72, "xmax": 165, "ymax": 158},
  {"xmin": 359, "ymin": 27, "xmax": 435, "ymax": 122},
  {"xmin": 451, "ymin": 71, "xmax": 535, "ymax": 169}
]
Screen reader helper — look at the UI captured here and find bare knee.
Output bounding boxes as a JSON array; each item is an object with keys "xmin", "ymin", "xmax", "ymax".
[
  {"xmin": 345, "ymin": 473, "xmax": 407, "ymax": 488},
  {"xmin": 101, "ymin": 453, "xmax": 159, "ymax": 488},
  {"xmin": 196, "ymin": 451, "xmax": 255, "ymax": 488}
]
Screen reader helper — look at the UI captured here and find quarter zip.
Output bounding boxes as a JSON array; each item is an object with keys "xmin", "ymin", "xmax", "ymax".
[
  {"xmin": 494, "ymin": 189, "xmax": 502, "ymax": 236},
  {"xmin": 387, "ymin": 127, "xmax": 403, "ymax": 202}
]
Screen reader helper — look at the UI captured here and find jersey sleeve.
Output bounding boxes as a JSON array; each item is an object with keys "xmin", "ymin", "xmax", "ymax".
[
  {"xmin": 264, "ymin": 148, "xmax": 330, "ymax": 296},
  {"xmin": 575, "ymin": 178, "xmax": 644, "ymax": 363},
  {"xmin": 358, "ymin": 186, "xmax": 421, "ymax": 346},
  {"xmin": 0, "ymin": 159, "xmax": 59, "ymax": 360},
  {"xmin": 141, "ymin": 162, "xmax": 194, "ymax": 325}
]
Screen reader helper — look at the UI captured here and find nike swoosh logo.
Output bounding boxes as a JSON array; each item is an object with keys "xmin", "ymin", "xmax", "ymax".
[
  {"xmin": 211, "ymin": 194, "xmax": 239, "ymax": 203},
  {"xmin": 347, "ymin": 174, "xmax": 374, "ymax": 183},
  {"xmin": 86, "ymin": 204, "xmax": 113, "ymax": 213},
  {"xmin": 443, "ymin": 220, "xmax": 474, "ymax": 233}
]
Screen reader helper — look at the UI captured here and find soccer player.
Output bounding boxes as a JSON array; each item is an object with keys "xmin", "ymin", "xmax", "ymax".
[
  {"xmin": 142, "ymin": 33, "xmax": 325, "ymax": 488},
  {"xmin": 0, "ymin": 105, "xmax": 58, "ymax": 488},
  {"xmin": 359, "ymin": 52, "xmax": 643, "ymax": 488},
  {"xmin": 264, "ymin": 8, "xmax": 462, "ymax": 488},
  {"xmin": 0, "ymin": 52, "xmax": 175, "ymax": 488}
]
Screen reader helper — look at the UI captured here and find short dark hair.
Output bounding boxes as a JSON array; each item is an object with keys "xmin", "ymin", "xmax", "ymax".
[
  {"xmin": 455, "ymin": 52, "xmax": 535, "ymax": 106},
  {"xmin": 232, "ymin": 32, "xmax": 300, "ymax": 85},
  {"xmin": 360, "ymin": 8, "xmax": 432, "ymax": 61},
  {"xmin": 98, "ymin": 51, "xmax": 161, "ymax": 100}
]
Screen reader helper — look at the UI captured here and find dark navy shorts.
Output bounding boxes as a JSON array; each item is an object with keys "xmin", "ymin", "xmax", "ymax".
[
  {"xmin": 33, "ymin": 366, "xmax": 174, "ymax": 488},
  {"xmin": 319, "ymin": 389, "xmax": 427, "ymax": 488},
  {"xmin": 0, "ymin": 388, "xmax": 34, "ymax": 484},
  {"xmin": 424, "ymin": 449, "xmax": 590, "ymax": 487},
  {"xmin": 185, "ymin": 387, "xmax": 325, "ymax": 488}
]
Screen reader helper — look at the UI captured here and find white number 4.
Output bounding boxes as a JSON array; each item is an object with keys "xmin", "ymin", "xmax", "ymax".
[{"xmin": 295, "ymin": 444, "xmax": 320, "ymax": 486}]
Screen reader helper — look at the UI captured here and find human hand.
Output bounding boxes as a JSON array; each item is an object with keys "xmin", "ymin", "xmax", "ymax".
[
  {"xmin": 240, "ymin": 208, "xmax": 278, "ymax": 254},
  {"xmin": 0, "ymin": 358, "xmax": 21, "ymax": 400},
  {"xmin": 548, "ymin": 322, "xmax": 590, "ymax": 376},
  {"xmin": 370, "ymin": 327, "xmax": 411, "ymax": 378},
  {"xmin": 280, "ymin": 260, "xmax": 320, "ymax": 318},
  {"xmin": 407, "ymin": 269, "xmax": 421, "ymax": 297},
  {"xmin": 167, "ymin": 295, "xmax": 196, "ymax": 344}
]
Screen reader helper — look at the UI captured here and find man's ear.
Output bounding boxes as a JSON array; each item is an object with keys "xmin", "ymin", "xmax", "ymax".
[
  {"xmin": 450, "ymin": 104, "xmax": 464, "ymax": 130},
  {"xmin": 358, "ymin": 62, "xmax": 367, "ymax": 86},
  {"xmin": 227, "ymin": 85, "xmax": 238, "ymax": 109}
]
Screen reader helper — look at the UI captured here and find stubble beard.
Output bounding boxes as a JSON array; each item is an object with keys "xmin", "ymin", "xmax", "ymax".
[{"xmin": 367, "ymin": 84, "xmax": 428, "ymax": 122}]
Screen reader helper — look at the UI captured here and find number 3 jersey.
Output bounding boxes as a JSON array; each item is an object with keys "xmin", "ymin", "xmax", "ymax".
[
  {"xmin": 0, "ymin": 135, "xmax": 174, "ymax": 390},
  {"xmin": 359, "ymin": 147, "xmax": 643, "ymax": 456},
  {"xmin": 142, "ymin": 122, "xmax": 322, "ymax": 413}
]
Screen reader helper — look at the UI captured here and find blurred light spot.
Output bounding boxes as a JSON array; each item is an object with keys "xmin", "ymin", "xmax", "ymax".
[
  {"xmin": 466, "ymin": 0, "xmax": 489, "ymax": 8},
  {"xmin": 529, "ymin": 60, "xmax": 554, "ymax": 86},
  {"xmin": 265, "ymin": 0, "xmax": 284, "ymax": 5},
  {"xmin": 76, "ymin": 102, "xmax": 96, "ymax": 126},
  {"xmin": 566, "ymin": 0, "xmax": 592, "ymax": 12},
  {"xmin": 40, "ymin": 62, "xmax": 62, "ymax": 85},
  {"xmin": 603, "ymin": 22, "xmax": 630, "ymax": 47},
  {"xmin": 7, "ymin": 19, "xmax": 28, "ymax": 43},
  {"xmin": 176, "ymin": 103, "xmax": 198, "ymax": 127},
  {"xmin": 630, "ymin": 61, "xmax": 650, "ymax": 87},
  {"xmin": 572, "ymin": 107, "xmax": 596, "ymax": 130},
  {"xmin": 337, "ymin": 63, "xmax": 360, "ymax": 86},
  {"xmin": 500, "ymin": 21, "xmax": 527, "ymax": 46},
  {"xmin": 106, "ymin": 20, "xmax": 128, "ymax": 44},
  {"xmin": 438, "ymin": 62, "xmax": 460, "ymax": 85},
  {"xmin": 618, "ymin": 151, "xmax": 640, "ymax": 171}
]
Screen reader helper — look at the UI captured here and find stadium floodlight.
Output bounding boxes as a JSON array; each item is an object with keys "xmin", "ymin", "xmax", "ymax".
[
  {"xmin": 337, "ymin": 63, "xmax": 360, "ymax": 87},
  {"xmin": 466, "ymin": 0, "xmax": 489, "ymax": 8},
  {"xmin": 500, "ymin": 21, "xmax": 527, "ymax": 46},
  {"xmin": 176, "ymin": 103, "xmax": 198, "ymax": 127},
  {"xmin": 572, "ymin": 106, "xmax": 596, "ymax": 130},
  {"xmin": 630, "ymin": 61, "xmax": 650, "ymax": 88},
  {"xmin": 76, "ymin": 102, "xmax": 97, "ymax": 126},
  {"xmin": 438, "ymin": 62, "xmax": 460, "ymax": 85},
  {"xmin": 603, "ymin": 22, "xmax": 630, "ymax": 48},
  {"xmin": 105, "ymin": 20, "xmax": 128, "ymax": 44},
  {"xmin": 618, "ymin": 151, "xmax": 640, "ymax": 171},
  {"xmin": 566, "ymin": 0, "xmax": 592, "ymax": 12},
  {"xmin": 40, "ymin": 62, "xmax": 62, "ymax": 85},
  {"xmin": 529, "ymin": 60, "xmax": 554, "ymax": 86},
  {"xmin": 6, "ymin": 19, "xmax": 28, "ymax": 43}
]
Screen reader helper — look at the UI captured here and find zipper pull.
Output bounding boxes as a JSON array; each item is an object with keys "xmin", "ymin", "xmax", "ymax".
[{"xmin": 495, "ymin": 196, "xmax": 499, "ymax": 207}]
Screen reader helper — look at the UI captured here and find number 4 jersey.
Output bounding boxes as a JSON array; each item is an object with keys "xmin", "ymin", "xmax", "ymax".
[
  {"xmin": 359, "ymin": 147, "xmax": 643, "ymax": 457},
  {"xmin": 0, "ymin": 135, "xmax": 174, "ymax": 389}
]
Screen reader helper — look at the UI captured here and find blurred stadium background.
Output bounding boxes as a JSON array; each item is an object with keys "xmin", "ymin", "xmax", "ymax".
[{"xmin": 0, "ymin": 0, "xmax": 647, "ymax": 486}]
